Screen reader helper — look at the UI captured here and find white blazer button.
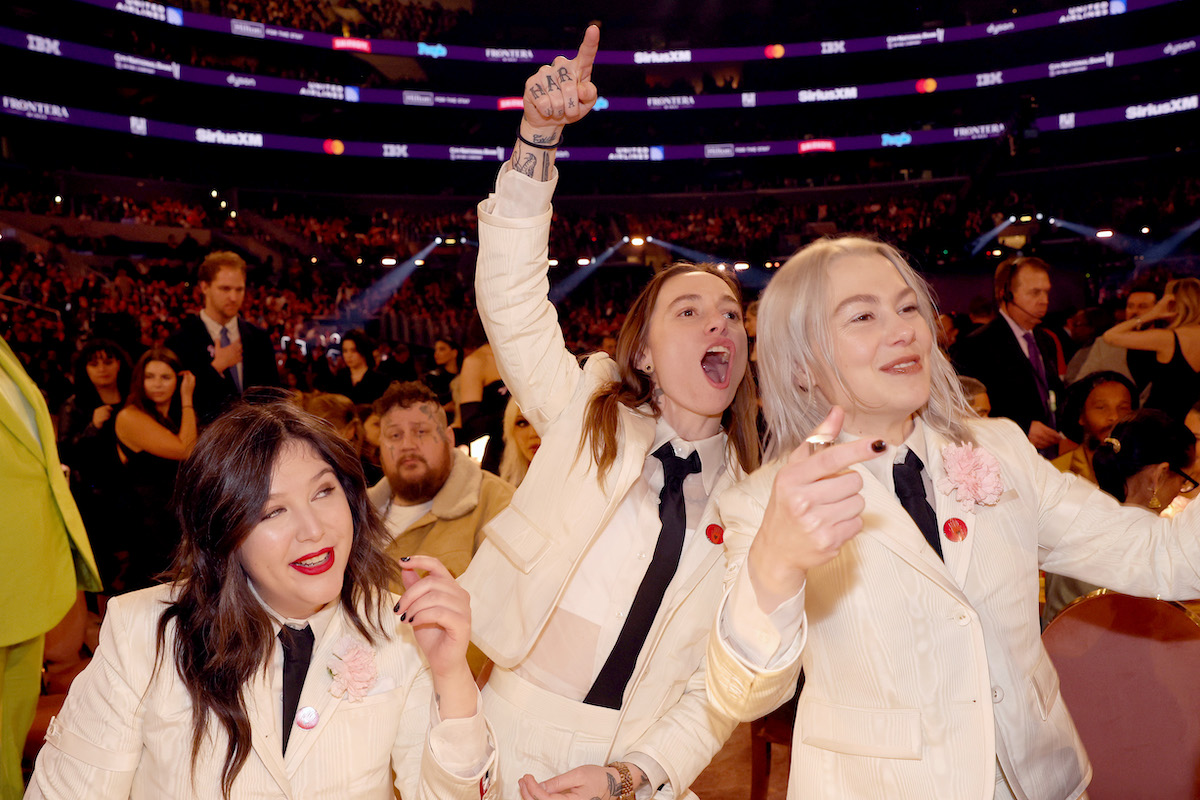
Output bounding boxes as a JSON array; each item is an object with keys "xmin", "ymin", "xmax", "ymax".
[
  {"xmin": 955, "ymin": 611, "xmax": 971, "ymax": 626},
  {"xmin": 992, "ymin": 686, "xmax": 1004, "ymax": 703}
]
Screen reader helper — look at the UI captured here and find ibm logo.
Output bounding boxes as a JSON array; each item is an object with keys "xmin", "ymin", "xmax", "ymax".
[
  {"xmin": 976, "ymin": 71, "xmax": 1004, "ymax": 87},
  {"xmin": 821, "ymin": 41, "xmax": 846, "ymax": 55},
  {"xmin": 26, "ymin": 35, "xmax": 61, "ymax": 56}
]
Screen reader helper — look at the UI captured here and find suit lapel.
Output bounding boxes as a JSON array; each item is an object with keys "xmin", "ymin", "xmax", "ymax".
[
  {"xmin": 282, "ymin": 612, "xmax": 346, "ymax": 773},
  {"xmin": 0, "ymin": 341, "xmax": 47, "ymax": 463},
  {"xmin": 245, "ymin": 667, "xmax": 294, "ymax": 798},
  {"xmin": 923, "ymin": 428, "xmax": 977, "ymax": 587},
  {"xmin": 853, "ymin": 463, "xmax": 966, "ymax": 601}
]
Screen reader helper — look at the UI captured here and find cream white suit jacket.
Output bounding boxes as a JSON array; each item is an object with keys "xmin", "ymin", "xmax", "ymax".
[
  {"xmin": 707, "ymin": 416, "xmax": 1200, "ymax": 800},
  {"xmin": 26, "ymin": 585, "xmax": 498, "ymax": 800},
  {"xmin": 460, "ymin": 187, "xmax": 745, "ymax": 798}
]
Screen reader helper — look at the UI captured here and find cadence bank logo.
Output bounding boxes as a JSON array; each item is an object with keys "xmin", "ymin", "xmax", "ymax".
[
  {"xmin": 226, "ymin": 74, "xmax": 257, "ymax": 88},
  {"xmin": 798, "ymin": 140, "xmax": 836, "ymax": 154},
  {"xmin": 1164, "ymin": 40, "xmax": 1197, "ymax": 57},
  {"xmin": 402, "ymin": 91, "xmax": 435, "ymax": 107},
  {"xmin": 26, "ymin": 35, "xmax": 62, "ymax": 56},
  {"xmin": 633, "ymin": 50, "xmax": 692, "ymax": 64},
  {"xmin": 3, "ymin": 96, "xmax": 69, "ymax": 120},
  {"xmin": 1125, "ymin": 95, "xmax": 1198, "ymax": 120},
  {"xmin": 1048, "ymin": 53, "xmax": 1113, "ymax": 77},
  {"xmin": 704, "ymin": 143, "xmax": 736, "ymax": 158},
  {"xmin": 953, "ymin": 123, "xmax": 1006, "ymax": 140},
  {"xmin": 195, "ymin": 128, "xmax": 264, "ymax": 147},
  {"xmin": 885, "ymin": 29, "xmax": 943, "ymax": 50},
  {"xmin": 231, "ymin": 19, "xmax": 265, "ymax": 39},
  {"xmin": 448, "ymin": 146, "xmax": 506, "ymax": 161},
  {"xmin": 798, "ymin": 87, "xmax": 858, "ymax": 103},
  {"xmin": 646, "ymin": 96, "xmax": 696, "ymax": 109},
  {"xmin": 484, "ymin": 48, "xmax": 535, "ymax": 63}
]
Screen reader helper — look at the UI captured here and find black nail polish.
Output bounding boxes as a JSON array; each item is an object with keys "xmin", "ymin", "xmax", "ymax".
[
  {"xmin": 393, "ymin": 599, "xmax": 402, "ymax": 613},
  {"xmin": 871, "ymin": 439, "xmax": 887, "ymax": 453},
  {"xmin": 400, "ymin": 612, "xmax": 407, "ymax": 622},
  {"xmin": 400, "ymin": 556, "xmax": 411, "ymax": 562}
]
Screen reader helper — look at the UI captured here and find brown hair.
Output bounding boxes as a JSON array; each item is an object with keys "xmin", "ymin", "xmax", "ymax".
[
  {"xmin": 581, "ymin": 262, "xmax": 760, "ymax": 482},
  {"xmin": 374, "ymin": 380, "xmax": 445, "ymax": 426},
  {"xmin": 994, "ymin": 256, "xmax": 1050, "ymax": 305},
  {"xmin": 156, "ymin": 399, "xmax": 399, "ymax": 797},
  {"xmin": 126, "ymin": 347, "xmax": 184, "ymax": 428},
  {"xmin": 198, "ymin": 251, "xmax": 248, "ymax": 284}
]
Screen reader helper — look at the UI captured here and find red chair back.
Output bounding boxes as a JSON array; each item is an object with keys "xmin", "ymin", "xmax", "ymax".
[{"xmin": 1042, "ymin": 591, "xmax": 1200, "ymax": 800}]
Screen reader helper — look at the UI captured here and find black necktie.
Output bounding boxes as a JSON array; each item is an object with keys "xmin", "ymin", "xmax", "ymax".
[
  {"xmin": 279, "ymin": 625, "xmax": 314, "ymax": 754},
  {"xmin": 893, "ymin": 450, "xmax": 943, "ymax": 561},
  {"xmin": 585, "ymin": 442, "xmax": 702, "ymax": 709}
]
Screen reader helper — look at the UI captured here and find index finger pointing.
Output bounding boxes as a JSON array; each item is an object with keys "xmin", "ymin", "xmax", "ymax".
[
  {"xmin": 805, "ymin": 437, "xmax": 886, "ymax": 481},
  {"xmin": 574, "ymin": 24, "xmax": 600, "ymax": 82}
]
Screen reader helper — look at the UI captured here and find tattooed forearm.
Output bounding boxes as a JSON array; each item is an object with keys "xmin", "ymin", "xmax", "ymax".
[
  {"xmin": 516, "ymin": 152, "xmax": 537, "ymax": 178},
  {"xmin": 531, "ymin": 131, "xmax": 559, "ymax": 145},
  {"xmin": 606, "ymin": 772, "xmax": 621, "ymax": 798}
]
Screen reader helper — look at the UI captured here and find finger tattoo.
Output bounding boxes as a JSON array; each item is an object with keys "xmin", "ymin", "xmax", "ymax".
[
  {"xmin": 545, "ymin": 73, "xmax": 560, "ymax": 92},
  {"xmin": 558, "ymin": 66, "xmax": 572, "ymax": 84},
  {"xmin": 529, "ymin": 84, "xmax": 547, "ymax": 101}
]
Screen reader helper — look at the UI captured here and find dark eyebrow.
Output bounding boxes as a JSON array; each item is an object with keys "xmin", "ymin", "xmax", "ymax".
[
  {"xmin": 266, "ymin": 467, "xmax": 336, "ymax": 500},
  {"xmin": 667, "ymin": 292, "xmax": 739, "ymax": 308}
]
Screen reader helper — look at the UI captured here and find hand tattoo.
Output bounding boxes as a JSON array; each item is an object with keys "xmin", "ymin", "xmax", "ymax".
[
  {"xmin": 529, "ymin": 84, "xmax": 547, "ymax": 101},
  {"xmin": 567, "ymin": 98, "xmax": 576, "ymax": 109},
  {"xmin": 558, "ymin": 66, "xmax": 572, "ymax": 84},
  {"xmin": 545, "ymin": 73, "xmax": 560, "ymax": 92}
]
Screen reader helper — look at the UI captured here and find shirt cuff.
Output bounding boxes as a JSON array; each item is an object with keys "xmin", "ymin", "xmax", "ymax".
[
  {"xmin": 480, "ymin": 161, "xmax": 558, "ymax": 219},
  {"xmin": 428, "ymin": 689, "xmax": 491, "ymax": 778},
  {"xmin": 720, "ymin": 566, "xmax": 806, "ymax": 668},
  {"xmin": 623, "ymin": 752, "xmax": 668, "ymax": 800}
]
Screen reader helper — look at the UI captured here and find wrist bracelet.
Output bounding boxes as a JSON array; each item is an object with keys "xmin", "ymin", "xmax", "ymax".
[
  {"xmin": 517, "ymin": 130, "xmax": 562, "ymax": 149},
  {"xmin": 606, "ymin": 762, "xmax": 635, "ymax": 800}
]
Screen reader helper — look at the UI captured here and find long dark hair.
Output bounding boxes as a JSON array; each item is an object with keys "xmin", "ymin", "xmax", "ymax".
[
  {"xmin": 72, "ymin": 338, "xmax": 132, "ymax": 410},
  {"xmin": 156, "ymin": 399, "xmax": 400, "ymax": 797},
  {"xmin": 581, "ymin": 262, "xmax": 760, "ymax": 482},
  {"xmin": 126, "ymin": 347, "xmax": 184, "ymax": 430},
  {"xmin": 1093, "ymin": 409, "xmax": 1195, "ymax": 502}
]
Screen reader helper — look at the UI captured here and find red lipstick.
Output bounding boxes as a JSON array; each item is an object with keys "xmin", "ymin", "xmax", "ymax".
[{"xmin": 290, "ymin": 548, "xmax": 335, "ymax": 575}]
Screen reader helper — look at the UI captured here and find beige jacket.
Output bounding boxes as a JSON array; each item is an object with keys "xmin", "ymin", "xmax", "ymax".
[
  {"xmin": 369, "ymin": 449, "xmax": 515, "ymax": 580},
  {"xmin": 707, "ymin": 416, "xmax": 1200, "ymax": 800},
  {"xmin": 460, "ymin": 196, "xmax": 745, "ymax": 798},
  {"xmin": 26, "ymin": 584, "xmax": 498, "ymax": 799}
]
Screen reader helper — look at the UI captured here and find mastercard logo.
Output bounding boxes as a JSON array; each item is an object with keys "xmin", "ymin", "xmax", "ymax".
[
  {"xmin": 915, "ymin": 78, "xmax": 938, "ymax": 94},
  {"xmin": 323, "ymin": 139, "xmax": 345, "ymax": 155},
  {"xmin": 764, "ymin": 44, "xmax": 785, "ymax": 59}
]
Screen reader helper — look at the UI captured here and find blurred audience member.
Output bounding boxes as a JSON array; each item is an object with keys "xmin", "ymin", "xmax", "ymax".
[
  {"xmin": 333, "ymin": 329, "xmax": 391, "ymax": 405},
  {"xmin": 424, "ymin": 337, "xmax": 461, "ymax": 424},
  {"xmin": 959, "ymin": 376, "xmax": 991, "ymax": 417},
  {"xmin": 1052, "ymin": 371, "xmax": 1137, "ymax": 482},
  {"xmin": 457, "ymin": 335, "xmax": 507, "ymax": 476},
  {"xmin": 498, "ymin": 398, "xmax": 541, "ymax": 488}
]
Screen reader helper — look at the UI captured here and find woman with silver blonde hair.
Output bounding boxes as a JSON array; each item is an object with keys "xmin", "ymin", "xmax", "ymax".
[{"xmin": 706, "ymin": 235, "xmax": 1200, "ymax": 800}]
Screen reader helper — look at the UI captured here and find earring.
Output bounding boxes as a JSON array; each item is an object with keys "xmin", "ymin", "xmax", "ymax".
[
  {"xmin": 1148, "ymin": 488, "xmax": 1162, "ymax": 509},
  {"xmin": 643, "ymin": 364, "xmax": 654, "ymax": 374}
]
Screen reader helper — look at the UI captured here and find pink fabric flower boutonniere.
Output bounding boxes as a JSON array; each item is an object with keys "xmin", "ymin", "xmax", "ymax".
[
  {"xmin": 937, "ymin": 443, "xmax": 1004, "ymax": 507},
  {"xmin": 328, "ymin": 636, "xmax": 377, "ymax": 702}
]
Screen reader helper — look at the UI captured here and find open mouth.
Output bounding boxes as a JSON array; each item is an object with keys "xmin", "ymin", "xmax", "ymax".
[
  {"xmin": 881, "ymin": 356, "xmax": 922, "ymax": 375},
  {"xmin": 290, "ymin": 548, "xmax": 335, "ymax": 575},
  {"xmin": 701, "ymin": 345, "xmax": 732, "ymax": 388}
]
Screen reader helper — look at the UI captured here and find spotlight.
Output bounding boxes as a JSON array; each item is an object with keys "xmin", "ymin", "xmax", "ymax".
[
  {"xmin": 54, "ymin": 195, "xmax": 62, "ymax": 204},
  {"xmin": 717, "ymin": 263, "xmax": 727, "ymax": 271},
  {"xmin": 548, "ymin": 259, "xmax": 559, "ymax": 267},
  {"xmin": 646, "ymin": 236, "xmax": 654, "ymax": 243},
  {"xmin": 577, "ymin": 258, "xmax": 591, "ymax": 266},
  {"xmin": 991, "ymin": 250, "xmax": 1003, "ymax": 257},
  {"xmin": 311, "ymin": 256, "xmax": 318, "ymax": 264},
  {"xmin": 229, "ymin": 210, "xmax": 237, "ymax": 218},
  {"xmin": 1019, "ymin": 215, "xmax": 1032, "ymax": 223},
  {"xmin": 220, "ymin": 201, "xmax": 227, "ymax": 209},
  {"xmin": 1008, "ymin": 215, "xmax": 1016, "ymax": 222},
  {"xmin": 445, "ymin": 237, "xmax": 457, "ymax": 245},
  {"xmin": 1141, "ymin": 226, "xmax": 1150, "ymax": 234},
  {"xmin": 435, "ymin": 237, "xmax": 443, "ymax": 244},
  {"xmin": 414, "ymin": 259, "xmax": 424, "ymax": 266},
  {"xmin": 734, "ymin": 262, "xmax": 749, "ymax": 271},
  {"xmin": 211, "ymin": 190, "xmax": 218, "ymax": 198},
  {"xmin": 1096, "ymin": 230, "xmax": 1114, "ymax": 239},
  {"xmin": 622, "ymin": 236, "xmax": 629, "ymax": 243},
  {"xmin": 381, "ymin": 257, "xmax": 398, "ymax": 266},
  {"xmin": 1036, "ymin": 213, "xmax": 1044, "ymax": 220},
  {"xmin": 356, "ymin": 258, "xmax": 363, "ymax": 264},
  {"xmin": 764, "ymin": 261, "xmax": 772, "ymax": 268},
  {"xmin": 630, "ymin": 236, "xmax": 645, "ymax": 247},
  {"xmin": 1048, "ymin": 217, "xmax": 1056, "ymax": 225}
]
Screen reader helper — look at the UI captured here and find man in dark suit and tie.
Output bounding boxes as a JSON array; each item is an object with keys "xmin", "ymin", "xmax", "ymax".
[
  {"xmin": 167, "ymin": 251, "xmax": 280, "ymax": 424},
  {"xmin": 955, "ymin": 256, "xmax": 1064, "ymax": 457}
]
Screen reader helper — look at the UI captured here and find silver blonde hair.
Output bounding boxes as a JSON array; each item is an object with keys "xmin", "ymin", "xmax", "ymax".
[{"xmin": 756, "ymin": 236, "xmax": 975, "ymax": 459}]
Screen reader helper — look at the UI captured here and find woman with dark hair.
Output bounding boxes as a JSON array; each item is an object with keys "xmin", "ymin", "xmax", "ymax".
[
  {"xmin": 27, "ymin": 400, "xmax": 497, "ymax": 799},
  {"xmin": 456, "ymin": 324, "xmax": 507, "ymax": 475},
  {"xmin": 707, "ymin": 235, "xmax": 1200, "ymax": 800},
  {"xmin": 1042, "ymin": 409, "xmax": 1199, "ymax": 624},
  {"xmin": 1051, "ymin": 370, "xmax": 1136, "ymax": 483},
  {"xmin": 460, "ymin": 28, "xmax": 760, "ymax": 800},
  {"xmin": 115, "ymin": 347, "xmax": 197, "ymax": 589},
  {"xmin": 59, "ymin": 339, "xmax": 133, "ymax": 587},
  {"xmin": 424, "ymin": 337, "xmax": 462, "ymax": 423},
  {"xmin": 334, "ymin": 329, "xmax": 390, "ymax": 405}
]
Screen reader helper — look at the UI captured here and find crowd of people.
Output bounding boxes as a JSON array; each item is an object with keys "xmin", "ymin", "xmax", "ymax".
[{"xmin": 216, "ymin": 0, "xmax": 470, "ymax": 40}]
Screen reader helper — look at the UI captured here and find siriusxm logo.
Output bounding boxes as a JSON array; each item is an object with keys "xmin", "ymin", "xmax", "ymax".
[
  {"xmin": 704, "ymin": 144, "xmax": 735, "ymax": 158},
  {"xmin": 881, "ymin": 132, "xmax": 912, "ymax": 147},
  {"xmin": 417, "ymin": 42, "xmax": 448, "ymax": 59},
  {"xmin": 402, "ymin": 91, "xmax": 435, "ymax": 107}
]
